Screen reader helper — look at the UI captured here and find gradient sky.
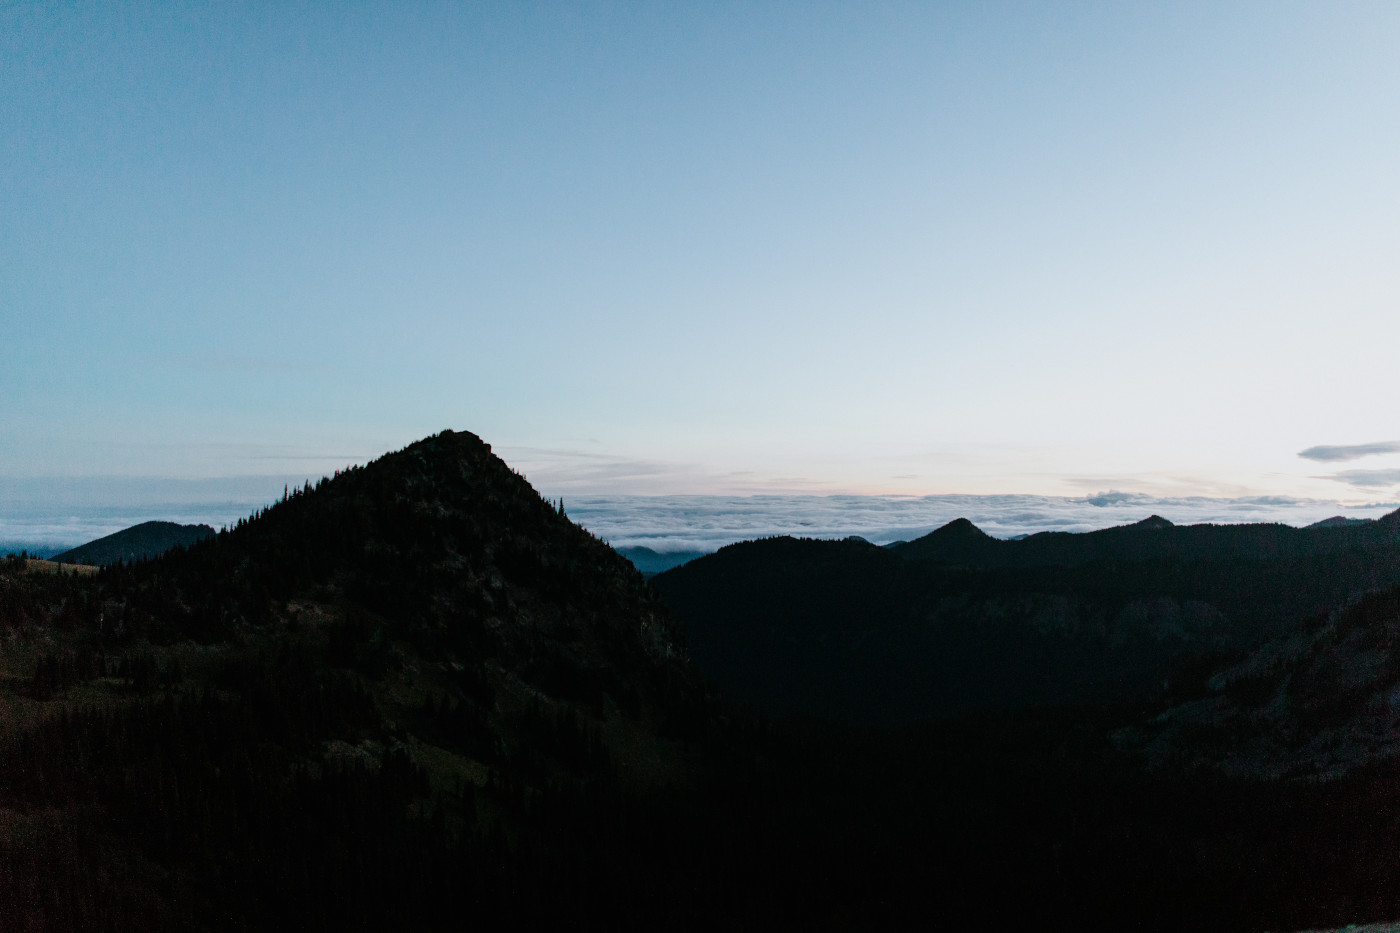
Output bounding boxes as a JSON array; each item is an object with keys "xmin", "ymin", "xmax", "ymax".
[{"xmin": 4, "ymin": 2, "xmax": 1399, "ymax": 502}]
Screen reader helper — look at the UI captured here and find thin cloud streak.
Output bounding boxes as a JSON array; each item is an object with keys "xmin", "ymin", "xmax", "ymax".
[
  {"xmin": 499, "ymin": 447, "xmax": 845, "ymax": 496},
  {"xmin": 1322, "ymin": 469, "xmax": 1400, "ymax": 489},
  {"xmin": 1298, "ymin": 442, "xmax": 1400, "ymax": 463}
]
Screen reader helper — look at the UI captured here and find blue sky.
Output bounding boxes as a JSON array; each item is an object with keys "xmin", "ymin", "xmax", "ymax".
[{"xmin": 4, "ymin": 2, "xmax": 1399, "ymax": 503}]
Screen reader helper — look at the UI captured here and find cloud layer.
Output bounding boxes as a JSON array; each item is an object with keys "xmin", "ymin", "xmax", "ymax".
[
  {"xmin": 5, "ymin": 479, "xmax": 1397, "ymax": 558},
  {"xmin": 562, "ymin": 492, "xmax": 1400, "ymax": 553}
]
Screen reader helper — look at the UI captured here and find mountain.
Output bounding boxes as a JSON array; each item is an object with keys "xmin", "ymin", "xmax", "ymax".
[
  {"xmin": 50, "ymin": 520, "xmax": 215, "ymax": 566},
  {"xmin": 109, "ymin": 430, "xmax": 693, "ymax": 707},
  {"xmin": 1308, "ymin": 515, "xmax": 1372, "ymax": 529},
  {"xmin": 616, "ymin": 545, "xmax": 708, "ymax": 576},
  {"xmin": 0, "ymin": 430, "xmax": 711, "ymax": 929},
  {"xmin": 652, "ymin": 511, "xmax": 1400, "ymax": 725},
  {"xmin": 881, "ymin": 515, "xmax": 1001, "ymax": 566},
  {"xmin": 891, "ymin": 510, "xmax": 1400, "ymax": 568}
]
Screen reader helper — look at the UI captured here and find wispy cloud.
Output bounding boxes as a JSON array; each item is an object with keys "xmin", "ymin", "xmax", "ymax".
[
  {"xmin": 497, "ymin": 447, "xmax": 713, "ymax": 494},
  {"xmin": 497, "ymin": 447, "xmax": 858, "ymax": 495},
  {"xmin": 1062, "ymin": 474, "xmax": 1270, "ymax": 499},
  {"xmin": 1298, "ymin": 442, "xmax": 1400, "ymax": 463}
]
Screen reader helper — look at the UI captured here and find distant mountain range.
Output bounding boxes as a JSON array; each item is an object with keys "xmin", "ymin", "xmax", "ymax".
[
  {"xmin": 887, "ymin": 511, "xmax": 1397, "ymax": 567},
  {"xmin": 1307, "ymin": 515, "xmax": 1372, "ymax": 529},
  {"xmin": 556, "ymin": 492, "xmax": 1399, "ymax": 553},
  {"xmin": 653, "ymin": 510, "xmax": 1400, "ymax": 726},
  {"xmin": 49, "ymin": 520, "xmax": 214, "ymax": 566},
  {"xmin": 615, "ymin": 545, "xmax": 707, "ymax": 576}
]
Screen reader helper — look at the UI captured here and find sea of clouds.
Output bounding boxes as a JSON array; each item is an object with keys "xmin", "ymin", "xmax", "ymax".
[
  {"xmin": 0, "ymin": 476, "xmax": 304, "ymax": 557},
  {"xmin": 564, "ymin": 492, "xmax": 1400, "ymax": 554},
  {"xmin": 3, "ymin": 479, "xmax": 1396, "ymax": 559}
]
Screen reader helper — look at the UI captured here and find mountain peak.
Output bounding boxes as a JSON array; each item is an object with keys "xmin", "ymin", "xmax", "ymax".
[
  {"xmin": 1307, "ymin": 516, "xmax": 1370, "ymax": 530},
  {"xmin": 932, "ymin": 517, "xmax": 990, "ymax": 538},
  {"xmin": 1131, "ymin": 515, "xmax": 1174, "ymax": 530},
  {"xmin": 52, "ymin": 520, "xmax": 214, "ymax": 566},
  {"xmin": 123, "ymin": 429, "xmax": 692, "ymax": 709},
  {"xmin": 887, "ymin": 517, "xmax": 1000, "ymax": 562}
]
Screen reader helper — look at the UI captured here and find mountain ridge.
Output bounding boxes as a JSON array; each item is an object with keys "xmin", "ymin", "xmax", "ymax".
[
  {"xmin": 891, "ymin": 507, "xmax": 1400, "ymax": 568},
  {"xmin": 654, "ymin": 510, "xmax": 1400, "ymax": 725},
  {"xmin": 108, "ymin": 429, "xmax": 696, "ymax": 713},
  {"xmin": 0, "ymin": 429, "xmax": 719, "ymax": 928},
  {"xmin": 50, "ymin": 520, "xmax": 214, "ymax": 566}
]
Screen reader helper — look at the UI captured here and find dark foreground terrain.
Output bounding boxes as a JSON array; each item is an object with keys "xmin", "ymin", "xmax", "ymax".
[{"xmin": 3, "ymin": 431, "xmax": 1400, "ymax": 931}]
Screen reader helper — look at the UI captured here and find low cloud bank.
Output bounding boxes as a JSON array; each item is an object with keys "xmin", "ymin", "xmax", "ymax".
[
  {"xmin": 5, "ymin": 480, "xmax": 1397, "ymax": 559},
  {"xmin": 0, "ymin": 505, "xmax": 261, "ymax": 555},
  {"xmin": 563, "ymin": 492, "xmax": 1400, "ymax": 553},
  {"xmin": 0, "ymin": 475, "xmax": 317, "ymax": 552}
]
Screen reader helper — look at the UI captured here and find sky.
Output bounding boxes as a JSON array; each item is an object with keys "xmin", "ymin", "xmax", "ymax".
[{"xmin": 4, "ymin": 1, "xmax": 1400, "ymax": 511}]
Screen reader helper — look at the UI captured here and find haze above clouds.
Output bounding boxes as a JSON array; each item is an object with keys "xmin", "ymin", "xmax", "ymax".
[{"xmin": 3, "ymin": 3, "xmax": 1398, "ymax": 508}]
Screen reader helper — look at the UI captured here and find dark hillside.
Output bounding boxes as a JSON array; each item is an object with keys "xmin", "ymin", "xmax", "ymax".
[
  {"xmin": 1125, "ymin": 581, "xmax": 1400, "ymax": 780},
  {"xmin": 654, "ymin": 536, "xmax": 1208, "ymax": 724},
  {"xmin": 51, "ymin": 520, "xmax": 214, "ymax": 566},
  {"xmin": 105, "ymin": 430, "xmax": 691, "ymax": 712},
  {"xmin": 654, "ymin": 515, "xmax": 1400, "ymax": 725},
  {"xmin": 0, "ymin": 430, "xmax": 713, "ymax": 930}
]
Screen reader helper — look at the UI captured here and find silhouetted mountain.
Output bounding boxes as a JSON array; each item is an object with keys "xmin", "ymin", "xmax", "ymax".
[
  {"xmin": 883, "ymin": 516, "xmax": 1002, "ymax": 566},
  {"xmin": 108, "ymin": 430, "xmax": 699, "ymax": 715},
  {"xmin": 1308, "ymin": 515, "xmax": 1372, "ymax": 529},
  {"xmin": 50, "ymin": 520, "xmax": 214, "ymax": 566},
  {"xmin": 891, "ymin": 509, "xmax": 1400, "ymax": 568},
  {"xmin": 653, "ymin": 511, "xmax": 1400, "ymax": 725},
  {"xmin": 0, "ymin": 431, "xmax": 712, "ymax": 929},
  {"xmin": 616, "ymin": 545, "xmax": 708, "ymax": 576}
]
